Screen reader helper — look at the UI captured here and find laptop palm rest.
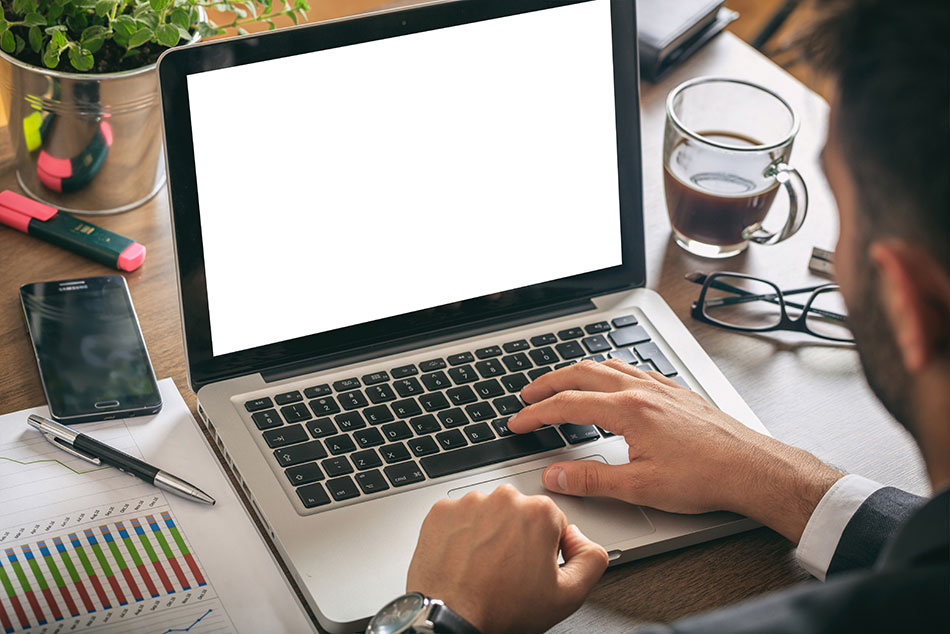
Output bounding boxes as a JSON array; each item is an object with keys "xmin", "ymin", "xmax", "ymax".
[{"xmin": 447, "ymin": 455, "xmax": 656, "ymax": 550}]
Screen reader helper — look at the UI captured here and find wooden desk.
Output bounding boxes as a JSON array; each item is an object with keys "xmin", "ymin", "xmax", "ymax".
[{"xmin": 0, "ymin": 27, "xmax": 929, "ymax": 633}]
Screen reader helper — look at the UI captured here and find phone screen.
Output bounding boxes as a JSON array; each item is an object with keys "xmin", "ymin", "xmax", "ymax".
[{"xmin": 20, "ymin": 275, "xmax": 162, "ymax": 422}]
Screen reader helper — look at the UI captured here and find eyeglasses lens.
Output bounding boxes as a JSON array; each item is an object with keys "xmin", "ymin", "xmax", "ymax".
[
  {"xmin": 703, "ymin": 275, "xmax": 783, "ymax": 330},
  {"xmin": 805, "ymin": 287, "xmax": 853, "ymax": 340}
]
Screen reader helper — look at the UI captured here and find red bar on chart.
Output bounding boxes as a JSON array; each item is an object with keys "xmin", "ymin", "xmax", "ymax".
[
  {"xmin": 0, "ymin": 556, "xmax": 30, "ymax": 631},
  {"xmin": 145, "ymin": 515, "xmax": 190, "ymax": 590},
  {"xmin": 99, "ymin": 526, "xmax": 143, "ymax": 602},
  {"xmin": 20, "ymin": 544, "xmax": 63, "ymax": 621},
  {"xmin": 68, "ymin": 533, "xmax": 112, "ymax": 610},
  {"xmin": 4, "ymin": 548, "xmax": 47, "ymax": 625},
  {"xmin": 0, "ymin": 597, "xmax": 13, "ymax": 634},
  {"xmin": 83, "ymin": 529, "xmax": 127, "ymax": 606},
  {"xmin": 161, "ymin": 511, "xmax": 207, "ymax": 586},
  {"xmin": 130, "ymin": 518, "xmax": 175, "ymax": 594},
  {"xmin": 37, "ymin": 540, "xmax": 79, "ymax": 617},
  {"xmin": 52, "ymin": 536, "xmax": 95, "ymax": 613},
  {"xmin": 116, "ymin": 522, "xmax": 160, "ymax": 598}
]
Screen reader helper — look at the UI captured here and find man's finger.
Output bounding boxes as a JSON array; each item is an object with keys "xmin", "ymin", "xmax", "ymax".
[
  {"xmin": 542, "ymin": 459, "xmax": 626, "ymax": 498},
  {"xmin": 557, "ymin": 524, "xmax": 609, "ymax": 605},
  {"xmin": 508, "ymin": 391, "xmax": 617, "ymax": 433},
  {"xmin": 521, "ymin": 360, "xmax": 635, "ymax": 403}
]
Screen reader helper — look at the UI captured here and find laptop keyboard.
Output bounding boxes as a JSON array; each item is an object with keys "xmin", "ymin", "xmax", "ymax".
[{"xmin": 242, "ymin": 314, "xmax": 687, "ymax": 511}]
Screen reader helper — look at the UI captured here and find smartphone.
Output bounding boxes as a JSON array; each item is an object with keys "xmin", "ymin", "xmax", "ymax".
[{"xmin": 20, "ymin": 275, "xmax": 162, "ymax": 423}]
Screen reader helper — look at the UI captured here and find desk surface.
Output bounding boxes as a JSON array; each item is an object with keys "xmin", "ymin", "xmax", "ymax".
[{"xmin": 0, "ymin": 29, "xmax": 929, "ymax": 633}]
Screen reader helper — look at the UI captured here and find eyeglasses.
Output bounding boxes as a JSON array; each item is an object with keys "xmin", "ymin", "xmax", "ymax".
[{"xmin": 687, "ymin": 271, "xmax": 855, "ymax": 343}]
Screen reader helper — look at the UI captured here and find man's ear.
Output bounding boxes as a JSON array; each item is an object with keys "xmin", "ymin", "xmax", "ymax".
[{"xmin": 869, "ymin": 241, "xmax": 950, "ymax": 372}]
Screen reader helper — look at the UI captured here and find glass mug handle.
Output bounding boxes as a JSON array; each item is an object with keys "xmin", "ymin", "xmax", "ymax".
[{"xmin": 742, "ymin": 161, "xmax": 809, "ymax": 245}]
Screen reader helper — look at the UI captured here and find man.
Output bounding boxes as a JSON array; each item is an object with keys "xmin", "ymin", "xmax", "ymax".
[{"xmin": 400, "ymin": 0, "xmax": 949, "ymax": 632}]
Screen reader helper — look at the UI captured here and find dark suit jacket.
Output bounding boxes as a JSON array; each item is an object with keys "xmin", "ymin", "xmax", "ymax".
[{"xmin": 640, "ymin": 487, "xmax": 949, "ymax": 633}]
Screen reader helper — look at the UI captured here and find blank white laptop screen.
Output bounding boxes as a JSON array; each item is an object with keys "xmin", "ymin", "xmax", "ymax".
[{"xmin": 187, "ymin": 0, "xmax": 622, "ymax": 357}]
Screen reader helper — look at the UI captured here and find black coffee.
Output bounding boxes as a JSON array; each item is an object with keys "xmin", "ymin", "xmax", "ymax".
[{"xmin": 665, "ymin": 132, "xmax": 779, "ymax": 247}]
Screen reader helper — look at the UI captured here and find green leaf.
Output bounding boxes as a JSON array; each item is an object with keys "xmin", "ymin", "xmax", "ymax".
[
  {"xmin": 81, "ymin": 24, "xmax": 108, "ymax": 39},
  {"xmin": 66, "ymin": 14, "xmax": 88, "ymax": 33},
  {"xmin": 51, "ymin": 30, "xmax": 67, "ymax": 47},
  {"xmin": 48, "ymin": 3, "xmax": 64, "ymax": 21},
  {"xmin": 155, "ymin": 23, "xmax": 178, "ymax": 47},
  {"xmin": 43, "ymin": 44, "xmax": 62, "ymax": 68},
  {"xmin": 121, "ymin": 47, "xmax": 140, "ymax": 60},
  {"xmin": 196, "ymin": 20, "xmax": 216, "ymax": 38},
  {"xmin": 83, "ymin": 35, "xmax": 104, "ymax": 52},
  {"xmin": 68, "ymin": 44, "xmax": 94, "ymax": 70},
  {"xmin": 169, "ymin": 7, "xmax": 190, "ymax": 29},
  {"xmin": 28, "ymin": 25, "xmax": 42, "ymax": 52},
  {"xmin": 12, "ymin": 0, "xmax": 32, "ymax": 16},
  {"xmin": 245, "ymin": 1, "xmax": 256, "ymax": 18},
  {"xmin": 23, "ymin": 13, "xmax": 46, "ymax": 27},
  {"xmin": 14, "ymin": 34, "xmax": 25, "ymax": 55},
  {"xmin": 127, "ymin": 26, "xmax": 152, "ymax": 48},
  {"xmin": 2, "ymin": 29, "xmax": 17, "ymax": 53},
  {"xmin": 288, "ymin": 11, "xmax": 298, "ymax": 24},
  {"xmin": 149, "ymin": 0, "xmax": 163, "ymax": 11},
  {"xmin": 44, "ymin": 25, "xmax": 68, "ymax": 33},
  {"xmin": 265, "ymin": 18, "xmax": 274, "ymax": 30},
  {"xmin": 95, "ymin": 0, "xmax": 113, "ymax": 17},
  {"xmin": 174, "ymin": 24, "xmax": 191, "ymax": 40},
  {"xmin": 236, "ymin": 26, "xmax": 247, "ymax": 35},
  {"xmin": 0, "ymin": 19, "xmax": 8, "ymax": 32},
  {"xmin": 135, "ymin": 13, "xmax": 158, "ymax": 29}
]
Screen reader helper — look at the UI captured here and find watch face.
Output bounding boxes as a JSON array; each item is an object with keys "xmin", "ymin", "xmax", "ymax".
[{"xmin": 369, "ymin": 593, "xmax": 425, "ymax": 634}]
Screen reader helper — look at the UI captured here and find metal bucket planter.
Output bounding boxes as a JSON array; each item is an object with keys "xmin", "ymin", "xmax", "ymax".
[{"xmin": 0, "ymin": 24, "xmax": 201, "ymax": 215}]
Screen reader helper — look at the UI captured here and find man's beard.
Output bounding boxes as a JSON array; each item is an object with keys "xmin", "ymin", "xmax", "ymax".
[{"xmin": 847, "ymin": 255, "xmax": 918, "ymax": 439}]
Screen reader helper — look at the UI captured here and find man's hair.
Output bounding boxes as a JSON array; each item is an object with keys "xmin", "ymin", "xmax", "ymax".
[{"xmin": 799, "ymin": 0, "xmax": 949, "ymax": 269}]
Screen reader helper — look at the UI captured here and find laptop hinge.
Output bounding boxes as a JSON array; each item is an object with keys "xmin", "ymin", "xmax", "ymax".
[{"xmin": 260, "ymin": 296, "xmax": 597, "ymax": 384}]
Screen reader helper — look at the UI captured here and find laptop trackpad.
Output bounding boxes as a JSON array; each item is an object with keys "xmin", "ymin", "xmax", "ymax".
[{"xmin": 447, "ymin": 455, "xmax": 655, "ymax": 548}]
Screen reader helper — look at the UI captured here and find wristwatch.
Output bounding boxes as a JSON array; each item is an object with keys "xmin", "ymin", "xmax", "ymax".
[{"xmin": 365, "ymin": 592, "xmax": 482, "ymax": 634}]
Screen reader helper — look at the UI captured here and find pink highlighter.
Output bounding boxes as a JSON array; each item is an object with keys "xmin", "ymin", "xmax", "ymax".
[{"xmin": 0, "ymin": 190, "xmax": 145, "ymax": 271}]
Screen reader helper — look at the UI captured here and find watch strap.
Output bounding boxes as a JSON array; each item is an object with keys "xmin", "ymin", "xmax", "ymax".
[{"xmin": 428, "ymin": 602, "xmax": 482, "ymax": 634}]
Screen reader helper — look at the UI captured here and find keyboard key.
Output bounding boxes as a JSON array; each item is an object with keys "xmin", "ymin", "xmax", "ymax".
[
  {"xmin": 391, "ymin": 364, "xmax": 418, "ymax": 379},
  {"xmin": 353, "ymin": 427, "xmax": 385, "ymax": 448},
  {"xmin": 608, "ymin": 348, "xmax": 637, "ymax": 363},
  {"xmin": 394, "ymin": 377, "xmax": 424, "ymax": 397},
  {"xmin": 446, "ymin": 386, "xmax": 477, "ymax": 406},
  {"xmin": 437, "ymin": 408, "xmax": 468, "ymax": 428},
  {"xmin": 380, "ymin": 442, "xmax": 411, "ymax": 464},
  {"xmin": 281, "ymin": 403, "xmax": 312, "ymax": 423},
  {"xmin": 636, "ymin": 363, "xmax": 655, "ymax": 373},
  {"xmin": 530, "ymin": 333, "xmax": 557, "ymax": 346},
  {"xmin": 275, "ymin": 390, "xmax": 303, "ymax": 405},
  {"xmin": 327, "ymin": 476, "xmax": 360, "ymax": 501},
  {"xmin": 609, "ymin": 325, "xmax": 651, "ymax": 348},
  {"xmin": 475, "ymin": 359, "xmax": 505, "ymax": 378},
  {"xmin": 382, "ymin": 421, "xmax": 413, "ymax": 441},
  {"xmin": 309, "ymin": 396, "xmax": 340, "ymax": 416},
  {"xmin": 361, "ymin": 371, "xmax": 389, "ymax": 385},
  {"xmin": 410, "ymin": 414, "xmax": 441, "ymax": 435},
  {"xmin": 582, "ymin": 335, "xmax": 611, "ymax": 354},
  {"xmin": 366, "ymin": 384, "xmax": 397, "ymax": 403},
  {"xmin": 501, "ymin": 353, "xmax": 532, "ymax": 372},
  {"xmin": 448, "ymin": 365, "xmax": 479, "ymax": 384},
  {"xmin": 501, "ymin": 373, "xmax": 530, "ymax": 393},
  {"xmin": 435, "ymin": 429, "xmax": 467, "ymax": 450},
  {"xmin": 493, "ymin": 395, "xmax": 524, "ymax": 415},
  {"xmin": 352, "ymin": 449, "xmax": 383, "ymax": 470},
  {"xmin": 304, "ymin": 384, "xmax": 332, "ymax": 399},
  {"xmin": 475, "ymin": 345, "xmax": 503, "ymax": 359},
  {"xmin": 286, "ymin": 462, "xmax": 323, "ymax": 486},
  {"xmin": 597, "ymin": 426, "xmax": 615, "ymax": 437},
  {"xmin": 559, "ymin": 424, "xmax": 600, "ymax": 444},
  {"xmin": 252, "ymin": 409, "xmax": 282, "ymax": 430},
  {"xmin": 527, "ymin": 367, "xmax": 553, "ymax": 380},
  {"xmin": 529, "ymin": 347, "xmax": 559, "ymax": 366},
  {"xmin": 474, "ymin": 379, "xmax": 504, "ymax": 399},
  {"xmin": 384, "ymin": 461, "xmax": 426, "ymax": 487},
  {"xmin": 356, "ymin": 469, "xmax": 390, "ymax": 493},
  {"xmin": 463, "ymin": 423, "xmax": 495, "ymax": 443},
  {"xmin": 447, "ymin": 352, "xmax": 475, "ymax": 366},
  {"xmin": 306, "ymin": 418, "xmax": 336, "ymax": 438},
  {"xmin": 333, "ymin": 378, "xmax": 361, "ymax": 392},
  {"xmin": 491, "ymin": 417, "xmax": 513, "ymax": 437},
  {"xmin": 673, "ymin": 375, "xmax": 691, "ymax": 389},
  {"xmin": 274, "ymin": 440, "xmax": 327, "ymax": 467},
  {"xmin": 263, "ymin": 425, "xmax": 308, "ymax": 448},
  {"xmin": 584, "ymin": 321, "xmax": 611, "ymax": 334},
  {"xmin": 503, "ymin": 339, "xmax": 530, "ymax": 353},
  {"xmin": 338, "ymin": 390, "xmax": 369, "ymax": 410},
  {"xmin": 391, "ymin": 398, "xmax": 422, "ymax": 419},
  {"xmin": 335, "ymin": 411, "xmax": 366, "ymax": 431},
  {"xmin": 409, "ymin": 436, "xmax": 439, "ymax": 457},
  {"xmin": 555, "ymin": 341, "xmax": 585, "ymax": 359},
  {"xmin": 465, "ymin": 402, "xmax": 496, "ymax": 422},
  {"xmin": 325, "ymin": 434, "xmax": 356, "ymax": 455},
  {"xmin": 584, "ymin": 354, "xmax": 606, "ymax": 362},
  {"xmin": 634, "ymin": 342, "xmax": 677, "ymax": 376},
  {"xmin": 421, "ymin": 428, "xmax": 565, "ymax": 479},
  {"xmin": 419, "ymin": 358, "xmax": 446, "ymax": 371},
  {"xmin": 322, "ymin": 456, "xmax": 354, "ymax": 477},
  {"xmin": 612, "ymin": 314, "xmax": 638, "ymax": 328},
  {"xmin": 364, "ymin": 404, "xmax": 395, "ymax": 425},
  {"xmin": 419, "ymin": 392, "xmax": 450, "ymax": 412},
  {"xmin": 555, "ymin": 361, "xmax": 577, "ymax": 369},
  {"xmin": 421, "ymin": 371, "xmax": 452, "ymax": 391},
  {"xmin": 557, "ymin": 327, "xmax": 584, "ymax": 340},
  {"xmin": 297, "ymin": 483, "xmax": 331, "ymax": 508},
  {"xmin": 244, "ymin": 397, "xmax": 273, "ymax": 412}
]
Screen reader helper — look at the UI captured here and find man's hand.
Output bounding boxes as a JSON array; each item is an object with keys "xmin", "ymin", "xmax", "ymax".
[
  {"xmin": 508, "ymin": 360, "xmax": 843, "ymax": 543},
  {"xmin": 406, "ymin": 484, "xmax": 608, "ymax": 634}
]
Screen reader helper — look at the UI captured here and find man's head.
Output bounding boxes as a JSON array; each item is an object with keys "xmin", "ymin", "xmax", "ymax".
[{"xmin": 801, "ymin": 1, "xmax": 949, "ymax": 450}]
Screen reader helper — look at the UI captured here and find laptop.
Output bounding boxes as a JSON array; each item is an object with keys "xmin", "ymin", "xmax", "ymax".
[{"xmin": 157, "ymin": 0, "xmax": 769, "ymax": 631}]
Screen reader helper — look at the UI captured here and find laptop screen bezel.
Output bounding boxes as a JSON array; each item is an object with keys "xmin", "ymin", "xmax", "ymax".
[{"xmin": 159, "ymin": 0, "xmax": 644, "ymax": 391}]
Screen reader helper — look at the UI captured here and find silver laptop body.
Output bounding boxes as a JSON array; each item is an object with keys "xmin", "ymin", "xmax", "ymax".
[{"xmin": 158, "ymin": 1, "xmax": 769, "ymax": 631}]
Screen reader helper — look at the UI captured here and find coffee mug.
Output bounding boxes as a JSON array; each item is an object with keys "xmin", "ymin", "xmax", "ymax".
[{"xmin": 663, "ymin": 77, "xmax": 808, "ymax": 258}]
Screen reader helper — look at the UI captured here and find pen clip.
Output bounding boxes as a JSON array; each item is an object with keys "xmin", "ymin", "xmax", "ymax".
[{"xmin": 42, "ymin": 434, "xmax": 102, "ymax": 465}]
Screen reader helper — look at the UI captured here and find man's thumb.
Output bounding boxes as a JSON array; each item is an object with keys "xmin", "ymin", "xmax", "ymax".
[
  {"xmin": 543, "ymin": 460, "xmax": 619, "ymax": 498},
  {"xmin": 557, "ymin": 524, "xmax": 608, "ymax": 603}
]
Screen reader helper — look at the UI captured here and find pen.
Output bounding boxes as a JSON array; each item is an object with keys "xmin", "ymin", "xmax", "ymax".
[{"xmin": 27, "ymin": 414, "xmax": 215, "ymax": 506}]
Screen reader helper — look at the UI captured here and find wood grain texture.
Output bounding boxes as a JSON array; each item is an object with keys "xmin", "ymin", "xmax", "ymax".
[{"xmin": 0, "ymin": 18, "xmax": 929, "ymax": 634}]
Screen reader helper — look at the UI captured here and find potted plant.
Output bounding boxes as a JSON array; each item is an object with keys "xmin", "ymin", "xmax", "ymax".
[{"xmin": 0, "ymin": 0, "xmax": 308, "ymax": 213}]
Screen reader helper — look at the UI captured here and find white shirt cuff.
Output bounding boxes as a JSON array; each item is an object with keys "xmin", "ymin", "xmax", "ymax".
[{"xmin": 795, "ymin": 474, "xmax": 884, "ymax": 581}]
